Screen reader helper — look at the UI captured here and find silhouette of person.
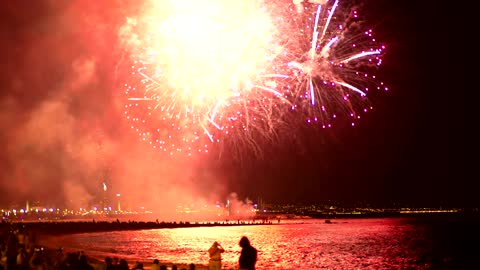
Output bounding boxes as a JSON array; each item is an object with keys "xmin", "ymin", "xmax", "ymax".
[
  {"xmin": 117, "ymin": 259, "xmax": 129, "ymax": 270},
  {"xmin": 151, "ymin": 259, "xmax": 160, "ymax": 270},
  {"xmin": 208, "ymin": 241, "xmax": 225, "ymax": 270},
  {"xmin": 103, "ymin": 256, "xmax": 115, "ymax": 270},
  {"xmin": 238, "ymin": 236, "xmax": 257, "ymax": 270},
  {"xmin": 79, "ymin": 254, "xmax": 95, "ymax": 270}
]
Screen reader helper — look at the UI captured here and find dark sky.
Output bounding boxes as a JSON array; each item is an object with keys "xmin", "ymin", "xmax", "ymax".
[
  {"xmin": 220, "ymin": 0, "xmax": 468, "ymax": 207},
  {"xmin": 0, "ymin": 0, "xmax": 467, "ymax": 209}
]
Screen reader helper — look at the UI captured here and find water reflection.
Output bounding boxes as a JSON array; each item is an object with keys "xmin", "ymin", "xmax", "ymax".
[{"xmin": 41, "ymin": 218, "xmax": 432, "ymax": 269}]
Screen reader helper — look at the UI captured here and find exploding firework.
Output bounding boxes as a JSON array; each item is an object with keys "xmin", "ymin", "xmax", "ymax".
[
  {"xmin": 123, "ymin": 0, "xmax": 289, "ymax": 156},
  {"xmin": 122, "ymin": 0, "xmax": 388, "ymax": 156},
  {"xmin": 275, "ymin": 0, "xmax": 388, "ymax": 127}
]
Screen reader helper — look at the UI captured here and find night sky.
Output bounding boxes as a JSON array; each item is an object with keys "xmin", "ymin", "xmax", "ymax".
[
  {"xmin": 0, "ymin": 0, "xmax": 467, "ymax": 209},
  {"xmin": 233, "ymin": 0, "xmax": 467, "ymax": 207},
  {"xmin": 226, "ymin": 0, "xmax": 467, "ymax": 207}
]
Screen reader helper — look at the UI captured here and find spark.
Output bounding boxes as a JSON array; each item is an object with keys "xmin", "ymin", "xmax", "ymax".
[{"xmin": 122, "ymin": 0, "xmax": 388, "ymax": 157}]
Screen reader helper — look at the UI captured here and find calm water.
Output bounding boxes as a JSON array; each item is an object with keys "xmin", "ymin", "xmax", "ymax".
[{"xmin": 39, "ymin": 216, "xmax": 477, "ymax": 269}]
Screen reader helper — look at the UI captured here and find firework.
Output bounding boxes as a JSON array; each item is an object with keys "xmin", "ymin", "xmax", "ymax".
[
  {"xmin": 124, "ymin": 0, "xmax": 289, "ymax": 156},
  {"xmin": 275, "ymin": 0, "xmax": 388, "ymax": 127},
  {"xmin": 122, "ymin": 0, "xmax": 387, "ymax": 156}
]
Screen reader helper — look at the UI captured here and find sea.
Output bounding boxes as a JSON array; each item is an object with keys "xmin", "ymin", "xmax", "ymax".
[{"xmin": 38, "ymin": 215, "xmax": 479, "ymax": 269}]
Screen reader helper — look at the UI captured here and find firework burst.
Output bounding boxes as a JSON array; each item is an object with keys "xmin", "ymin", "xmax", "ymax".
[
  {"xmin": 123, "ymin": 0, "xmax": 290, "ymax": 156},
  {"xmin": 275, "ymin": 0, "xmax": 388, "ymax": 127},
  {"xmin": 121, "ymin": 0, "xmax": 388, "ymax": 156}
]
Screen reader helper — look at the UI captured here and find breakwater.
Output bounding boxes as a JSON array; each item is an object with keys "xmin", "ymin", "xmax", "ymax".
[{"xmin": 0, "ymin": 219, "xmax": 274, "ymax": 236}]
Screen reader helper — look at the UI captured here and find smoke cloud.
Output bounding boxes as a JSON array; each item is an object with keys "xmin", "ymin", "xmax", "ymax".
[{"xmin": 0, "ymin": 0, "xmax": 254, "ymax": 221}]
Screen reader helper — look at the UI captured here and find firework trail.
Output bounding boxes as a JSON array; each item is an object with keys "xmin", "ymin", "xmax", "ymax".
[
  {"xmin": 122, "ymin": 0, "xmax": 387, "ymax": 156},
  {"xmin": 276, "ymin": 0, "xmax": 388, "ymax": 127}
]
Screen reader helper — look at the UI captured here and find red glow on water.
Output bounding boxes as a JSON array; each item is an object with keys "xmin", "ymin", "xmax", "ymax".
[{"xmin": 41, "ymin": 218, "xmax": 434, "ymax": 269}]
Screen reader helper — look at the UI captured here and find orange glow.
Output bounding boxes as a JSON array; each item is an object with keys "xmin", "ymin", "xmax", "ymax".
[{"xmin": 141, "ymin": 0, "xmax": 275, "ymax": 106}]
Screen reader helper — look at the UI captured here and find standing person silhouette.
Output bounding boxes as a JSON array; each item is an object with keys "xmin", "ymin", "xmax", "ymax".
[
  {"xmin": 208, "ymin": 241, "xmax": 225, "ymax": 270},
  {"xmin": 238, "ymin": 236, "xmax": 257, "ymax": 270}
]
